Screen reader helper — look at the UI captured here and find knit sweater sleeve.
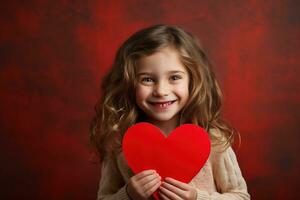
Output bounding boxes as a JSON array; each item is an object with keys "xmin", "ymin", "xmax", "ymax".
[
  {"xmin": 97, "ymin": 155, "xmax": 131, "ymax": 200},
  {"xmin": 196, "ymin": 146, "xmax": 250, "ymax": 200}
]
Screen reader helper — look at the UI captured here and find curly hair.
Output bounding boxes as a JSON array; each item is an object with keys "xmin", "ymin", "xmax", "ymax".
[{"xmin": 89, "ymin": 24, "xmax": 240, "ymax": 160}]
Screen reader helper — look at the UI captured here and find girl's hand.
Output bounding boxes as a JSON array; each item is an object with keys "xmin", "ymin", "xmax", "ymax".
[
  {"xmin": 127, "ymin": 169, "xmax": 161, "ymax": 200},
  {"xmin": 158, "ymin": 177, "xmax": 197, "ymax": 200}
]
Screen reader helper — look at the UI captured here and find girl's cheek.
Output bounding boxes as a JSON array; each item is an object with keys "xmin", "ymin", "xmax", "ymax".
[
  {"xmin": 176, "ymin": 84, "xmax": 189, "ymax": 94},
  {"xmin": 136, "ymin": 85, "xmax": 150, "ymax": 98}
]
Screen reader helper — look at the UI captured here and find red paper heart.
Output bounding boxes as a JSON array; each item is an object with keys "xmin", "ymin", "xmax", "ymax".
[{"xmin": 122, "ymin": 122, "xmax": 211, "ymax": 184}]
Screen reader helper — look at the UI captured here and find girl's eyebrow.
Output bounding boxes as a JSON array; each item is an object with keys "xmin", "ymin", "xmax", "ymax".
[{"xmin": 137, "ymin": 70, "xmax": 186, "ymax": 76}]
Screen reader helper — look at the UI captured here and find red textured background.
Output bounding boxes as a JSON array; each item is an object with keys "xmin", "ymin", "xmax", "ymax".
[{"xmin": 0, "ymin": 0, "xmax": 299, "ymax": 199}]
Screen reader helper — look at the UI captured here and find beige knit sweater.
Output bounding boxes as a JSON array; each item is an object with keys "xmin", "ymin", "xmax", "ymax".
[{"xmin": 97, "ymin": 133, "xmax": 250, "ymax": 200}]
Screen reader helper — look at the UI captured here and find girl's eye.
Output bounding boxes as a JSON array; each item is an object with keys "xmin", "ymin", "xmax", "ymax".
[
  {"xmin": 170, "ymin": 75, "xmax": 182, "ymax": 81},
  {"xmin": 141, "ymin": 77, "xmax": 154, "ymax": 83}
]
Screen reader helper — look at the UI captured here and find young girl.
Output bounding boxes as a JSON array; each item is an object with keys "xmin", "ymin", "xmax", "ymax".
[{"xmin": 90, "ymin": 24, "xmax": 250, "ymax": 200}]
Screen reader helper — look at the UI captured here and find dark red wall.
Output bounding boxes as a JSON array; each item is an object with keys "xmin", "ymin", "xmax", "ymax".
[{"xmin": 1, "ymin": 0, "xmax": 299, "ymax": 199}]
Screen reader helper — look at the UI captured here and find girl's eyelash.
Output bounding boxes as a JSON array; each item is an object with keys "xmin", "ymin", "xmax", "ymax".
[
  {"xmin": 141, "ymin": 77, "xmax": 154, "ymax": 82},
  {"xmin": 141, "ymin": 75, "xmax": 182, "ymax": 82},
  {"xmin": 170, "ymin": 75, "xmax": 182, "ymax": 80},
  {"xmin": 140, "ymin": 74, "xmax": 182, "ymax": 82}
]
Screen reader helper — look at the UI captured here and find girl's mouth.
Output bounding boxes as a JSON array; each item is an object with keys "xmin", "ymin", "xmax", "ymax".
[{"xmin": 149, "ymin": 100, "xmax": 177, "ymax": 109}]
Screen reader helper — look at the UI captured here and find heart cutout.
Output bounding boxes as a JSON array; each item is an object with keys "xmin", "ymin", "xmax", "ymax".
[{"xmin": 122, "ymin": 122, "xmax": 211, "ymax": 184}]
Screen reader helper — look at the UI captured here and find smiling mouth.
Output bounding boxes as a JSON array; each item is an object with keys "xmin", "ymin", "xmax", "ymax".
[{"xmin": 148, "ymin": 100, "xmax": 177, "ymax": 108}]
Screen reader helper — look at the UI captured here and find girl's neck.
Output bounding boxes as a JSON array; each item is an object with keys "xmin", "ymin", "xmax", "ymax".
[{"xmin": 145, "ymin": 114, "xmax": 180, "ymax": 136}]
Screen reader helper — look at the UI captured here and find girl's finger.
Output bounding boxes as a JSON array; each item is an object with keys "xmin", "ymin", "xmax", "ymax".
[
  {"xmin": 164, "ymin": 177, "xmax": 190, "ymax": 191},
  {"xmin": 158, "ymin": 191, "xmax": 172, "ymax": 200},
  {"xmin": 139, "ymin": 173, "xmax": 159, "ymax": 186},
  {"xmin": 143, "ymin": 175, "xmax": 161, "ymax": 190},
  {"xmin": 159, "ymin": 185, "xmax": 181, "ymax": 200},
  {"xmin": 161, "ymin": 181, "xmax": 186, "ymax": 198},
  {"xmin": 133, "ymin": 170, "xmax": 156, "ymax": 181},
  {"xmin": 144, "ymin": 178, "xmax": 161, "ymax": 196}
]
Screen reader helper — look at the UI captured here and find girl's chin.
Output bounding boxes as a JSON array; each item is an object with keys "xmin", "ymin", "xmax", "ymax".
[{"xmin": 145, "ymin": 113, "xmax": 179, "ymax": 123}]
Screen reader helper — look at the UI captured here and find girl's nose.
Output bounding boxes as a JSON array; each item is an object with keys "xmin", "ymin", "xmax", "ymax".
[{"xmin": 153, "ymin": 81, "xmax": 169, "ymax": 97}]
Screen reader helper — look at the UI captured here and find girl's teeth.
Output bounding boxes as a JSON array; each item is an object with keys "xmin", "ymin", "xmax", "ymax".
[
  {"xmin": 150, "ymin": 101, "xmax": 175, "ymax": 108},
  {"xmin": 158, "ymin": 101, "xmax": 172, "ymax": 107}
]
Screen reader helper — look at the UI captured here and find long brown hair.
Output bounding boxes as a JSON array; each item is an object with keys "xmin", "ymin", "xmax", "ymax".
[{"xmin": 90, "ymin": 24, "xmax": 240, "ymax": 160}]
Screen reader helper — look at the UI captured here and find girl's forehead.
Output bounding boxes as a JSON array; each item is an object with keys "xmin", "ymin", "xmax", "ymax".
[{"xmin": 136, "ymin": 46, "xmax": 186, "ymax": 73}]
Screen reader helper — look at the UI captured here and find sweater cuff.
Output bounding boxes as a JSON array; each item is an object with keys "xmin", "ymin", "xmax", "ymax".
[
  {"xmin": 116, "ymin": 185, "xmax": 131, "ymax": 200},
  {"xmin": 196, "ymin": 189, "xmax": 209, "ymax": 200}
]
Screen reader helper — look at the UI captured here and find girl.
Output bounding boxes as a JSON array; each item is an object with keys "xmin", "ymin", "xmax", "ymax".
[{"xmin": 90, "ymin": 24, "xmax": 250, "ymax": 200}]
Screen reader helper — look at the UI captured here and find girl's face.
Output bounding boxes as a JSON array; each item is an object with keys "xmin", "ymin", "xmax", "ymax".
[{"xmin": 135, "ymin": 46, "xmax": 189, "ymax": 123}]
